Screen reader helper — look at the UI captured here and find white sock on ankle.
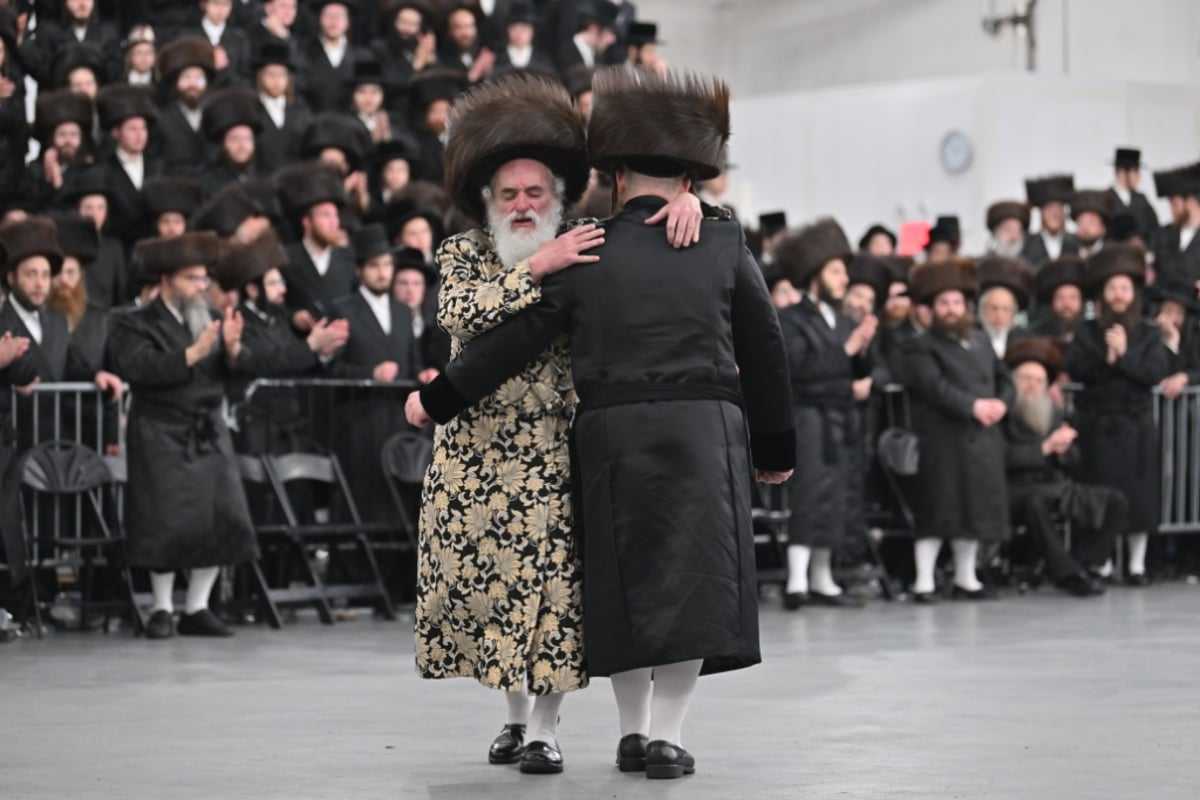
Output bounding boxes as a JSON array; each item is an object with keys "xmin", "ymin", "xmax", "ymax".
[
  {"xmin": 1127, "ymin": 532, "xmax": 1149, "ymax": 575},
  {"xmin": 951, "ymin": 539, "xmax": 982, "ymax": 591},
  {"xmin": 185, "ymin": 567, "xmax": 220, "ymax": 614},
  {"xmin": 610, "ymin": 668, "xmax": 652, "ymax": 737},
  {"xmin": 809, "ymin": 548, "xmax": 842, "ymax": 595},
  {"xmin": 648, "ymin": 659, "xmax": 703, "ymax": 747},
  {"xmin": 505, "ymin": 689, "xmax": 533, "ymax": 726},
  {"xmin": 786, "ymin": 545, "xmax": 812, "ymax": 594},
  {"xmin": 527, "ymin": 692, "xmax": 565, "ymax": 746},
  {"xmin": 913, "ymin": 538, "xmax": 941, "ymax": 594},
  {"xmin": 151, "ymin": 571, "xmax": 175, "ymax": 613}
]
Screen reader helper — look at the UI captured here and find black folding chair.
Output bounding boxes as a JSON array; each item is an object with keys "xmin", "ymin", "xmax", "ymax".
[
  {"xmin": 380, "ymin": 432, "xmax": 433, "ymax": 552},
  {"xmin": 19, "ymin": 441, "xmax": 142, "ymax": 638},
  {"xmin": 254, "ymin": 452, "xmax": 397, "ymax": 623},
  {"xmin": 752, "ymin": 482, "xmax": 792, "ymax": 590}
]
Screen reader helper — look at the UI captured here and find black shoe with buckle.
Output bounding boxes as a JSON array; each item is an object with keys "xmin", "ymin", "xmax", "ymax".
[
  {"xmin": 145, "ymin": 610, "xmax": 174, "ymax": 640},
  {"xmin": 645, "ymin": 740, "xmax": 695, "ymax": 779},
  {"xmin": 488, "ymin": 724, "xmax": 526, "ymax": 764},
  {"xmin": 176, "ymin": 609, "xmax": 234, "ymax": 637},
  {"xmin": 519, "ymin": 740, "xmax": 563, "ymax": 774},
  {"xmin": 616, "ymin": 733, "xmax": 648, "ymax": 772}
]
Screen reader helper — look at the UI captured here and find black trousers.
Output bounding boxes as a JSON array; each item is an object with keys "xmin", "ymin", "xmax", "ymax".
[{"xmin": 1010, "ymin": 482, "xmax": 1127, "ymax": 581}]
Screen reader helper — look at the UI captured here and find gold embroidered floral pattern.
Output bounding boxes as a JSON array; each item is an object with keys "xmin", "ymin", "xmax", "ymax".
[{"xmin": 416, "ymin": 228, "xmax": 585, "ymax": 695}]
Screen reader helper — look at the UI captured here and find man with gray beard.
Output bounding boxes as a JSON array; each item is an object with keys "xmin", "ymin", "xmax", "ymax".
[
  {"xmin": 107, "ymin": 232, "xmax": 272, "ymax": 640},
  {"xmin": 1002, "ymin": 338, "xmax": 1124, "ymax": 597},
  {"xmin": 412, "ymin": 73, "xmax": 704, "ymax": 775},
  {"xmin": 986, "ymin": 201, "xmax": 1031, "ymax": 260}
]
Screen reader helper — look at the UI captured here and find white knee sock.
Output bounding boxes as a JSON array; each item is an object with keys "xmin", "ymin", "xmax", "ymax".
[
  {"xmin": 184, "ymin": 567, "xmax": 220, "ymax": 614},
  {"xmin": 912, "ymin": 538, "xmax": 942, "ymax": 594},
  {"xmin": 1127, "ymin": 532, "xmax": 1149, "ymax": 576},
  {"xmin": 526, "ymin": 692, "xmax": 565, "ymax": 746},
  {"xmin": 951, "ymin": 539, "xmax": 982, "ymax": 591},
  {"xmin": 151, "ymin": 571, "xmax": 175, "ymax": 613},
  {"xmin": 809, "ymin": 548, "xmax": 842, "ymax": 595},
  {"xmin": 505, "ymin": 689, "xmax": 533, "ymax": 726},
  {"xmin": 648, "ymin": 659, "xmax": 703, "ymax": 747},
  {"xmin": 610, "ymin": 668, "xmax": 652, "ymax": 737},
  {"xmin": 786, "ymin": 545, "xmax": 812, "ymax": 594}
]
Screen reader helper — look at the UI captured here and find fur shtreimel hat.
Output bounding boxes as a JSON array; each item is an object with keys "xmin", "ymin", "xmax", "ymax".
[
  {"xmin": 274, "ymin": 161, "xmax": 346, "ymax": 218},
  {"xmin": 773, "ymin": 218, "xmax": 853, "ymax": 289},
  {"xmin": 588, "ymin": 66, "xmax": 730, "ymax": 180},
  {"xmin": 201, "ymin": 88, "xmax": 263, "ymax": 143},
  {"xmin": 33, "ymin": 89, "xmax": 93, "ymax": 145},
  {"xmin": 443, "ymin": 72, "xmax": 588, "ymax": 224},
  {"xmin": 96, "ymin": 85, "xmax": 157, "ymax": 130},
  {"xmin": 1083, "ymin": 244, "xmax": 1145, "ymax": 297},
  {"xmin": 133, "ymin": 232, "xmax": 221, "ymax": 277},
  {"xmin": 986, "ymin": 201, "xmax": 1031, "ymax": 232},
  {"xmin": 191, "ymin": 184, "xmax": 264, "ymax": 238},
  {"xmin": 1004, "ymin": 337, "xmax": 1063, "ymax": 383},
  {"xmin": 49, "ymin": 212, "xmax": 100, "ymax": 265},
  {"xmin": 909, "ymin": 258, "xmax": 978, "ymax": 305},
  {"xmin": 157, "ymin": 36, "xmax": 216, "ymax": 85},
  {"xmin": 213, "ymin": 230, "xmax": 287, "ymax": 292},
  {"xmin": 977, "ymin": 255, "xmax": 1036, "ymax": 310},
  {"xmin": 1070, "ymin": 189, "xmax": 1114, "ymax": 224},
  {"xmin": 1, "ymin": 216, "xmax": 64, "ymax": 275},
  {"xmin": 143, "ymin": 178, "xmax": 207, "ymax": 220},
  {"xmin": 301, "ymin": 113, "xmax": 372, "ymax": 171},
  {"xmin": 1035, "ymin": 256, "xmax": 1084, "ymax": 304}
]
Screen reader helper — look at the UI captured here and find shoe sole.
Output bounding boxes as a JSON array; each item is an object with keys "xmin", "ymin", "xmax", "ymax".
[
  {"xmin": 646, "ymin": 764, "xmax": 694, "ymax": 779},
  {"xmin": 518, "ymin": 761, "xmax": 563, "ymax": 774},
  {"xmin": 489, "ymin": 750, "xmax": 524, "ymax": 765},
  {"xmin": 617, "ymin": 756, "xmax": 646, "ymax": 772}
]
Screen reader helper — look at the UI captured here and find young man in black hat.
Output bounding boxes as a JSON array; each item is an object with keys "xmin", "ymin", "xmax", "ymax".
[
  {"xmin": 349, "ymin": 54, "xmax": 407, "ymax": 146},
  {"xmin": 408, "ymin": 68, "xmax": 469, "ymax": 183},
  {"xmin": 774, "ymin": 218, "xmax": 876, "ymax": 609},
  {"xmin": 58, "ymin": 166, "xmax": 130, "ymax": 311},
  {"xmin": 199, "ymin": 87, "xmax": 264, "ymax": 193},
  {"xmin": 1153, "ymin": 279, "xmax": 1200, "ymax": 401},
  {"xmin": 493, "ymin": 2, "xmax": 555, "ymax": 72},
  {"xmin": 925, "ymin": 215, "xmax": 961, "ymax": 263},
  {"xmin": 1070, "ymin": 189, "xmax": 1113, "ymax": 258},
  {"xmin": 555, "ymin": 0, "xmax": 617, "ymax": 71},
  {"xmin": 185, "ymin": 0, "xmax": 251, "ymax": 85},
  {"xmin": 154, "ymin": 36, "xmax": 217, "ymax": 177},
  {"xmin": 191, "ymin": 183, "xmax": 272, "ymax": 243},
  {"xmin": 438, "ymin": 2, "xmax": 494, "ymax": 81},
  {"xmin": 1022, "ymin": 174, "xmax": 1079, "ymax": 266},
  {"xmin": 302, "ymin": 0, "xmax": 359, "ymax": 113},
  {"xmin": 391, "ymin": 245, "xmax": 447, "ymax": 375},
  {"xmin": 408, "ymin": 67, "xmax": 791, "ymax": 780},
  {"xmin": 1027, "ymin": 256, "xmax": 1086, "ymax": 341},
  {"xmin": 24, "ymin": 89, "xmax": 94, "ymax": 209},
  {"xmin": 22, "ymin": 0, "xmax": 120, "ymax": 87},
  {"xmin": 95, "ymin": 85, "xmax": 164, "ymax": 250},
  {"xmin": 1108, "ymin": 147, "xmax": 1159, "ymax": 243},
  {"xmin": 251, "ymin": 39, "xmax": 313, "ymax": 176},
  {"xmin": 859, "ymin": 224, "xmax": 896, "ymax": 257},
  {"xmin": 1150, "ymin": 161, "xmax": 1200, "ymax": 289},
  {"xmin": 1065, "ymin": 245, "xmax": 1169, "ymax": 585},
  {"xmin": 622, "ymin": 21, "xmax": 665, "ymax": 72},
  {"xmin": 48, "ymin": 212, "xmax": 120, "ymax": 384}
]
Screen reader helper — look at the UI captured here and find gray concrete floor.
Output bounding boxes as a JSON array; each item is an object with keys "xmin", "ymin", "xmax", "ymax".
[{"xmin": 2, "ymin": 583, "xmax": 1197, "ymax": 800}]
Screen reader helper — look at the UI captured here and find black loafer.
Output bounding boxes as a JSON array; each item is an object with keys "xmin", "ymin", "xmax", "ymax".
[
  {"xmin": 782, "ymin": 591, "xmax": 808, "ymax": 610},
  {"xmin": 145, "ymin": 609, "xmax": 174, "ymax": 640},
  {"xmin": 519, "ymin": 740, "xmax": 563, "ymax": 774},
  {"xmin": 951, "ymin": 585, "xmax": 997, "ymax": 601},
  {"xmin": 911, "ymin": 591, "xmax": 939, "ymax": 605},
  {"xmin": 808, "ymin": 591, "xmax": 864, "ymax": 608},
  {"xmin": 488, "ymin": 724, "xmax": 526, "ymax": 764},
  {"xmin": 1056, "ymin": 573, "xmax": 1106, "ymax": 597},
  {"xmin": 616, "ymin": 733, "xmax": 648, "ymax": 772},
  {"xmin": 645, "ymin": 740, "xmax": 695, "ymax": 779},
  {"xmin": 176, "ymin": 609, "xmax": 234, "ymax": 637},
  {"xmin": 1127, "ymin": 573, "xmax": 1150, "ymax": 587}
]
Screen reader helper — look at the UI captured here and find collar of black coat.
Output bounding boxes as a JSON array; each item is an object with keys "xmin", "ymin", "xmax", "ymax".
[{"xmin": 619, "ymin": 194, "xmax": 669, "ymax": 219}]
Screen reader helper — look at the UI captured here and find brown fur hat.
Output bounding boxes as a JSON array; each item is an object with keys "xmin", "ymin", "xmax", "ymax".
[
  {"xmin": 1070, "ymin": 189, "xmax": 1115, "ymax": 224},
  {"xmin": 909, "ymin": 258, "xmax": 978, "ymax": 305},
  {"xmin": 157, "ymin": 36, "xmax": 216, "ymax": 86},
  {"xmin": 1, "ymin": 216, "xmax": 64, "ymax": 275},
  {"xmin": 774, "ymin": 218, "xmax": 853, "ymax": 288},
  {"xmin": 1024, "ymin": 174, "xmax": 1074, "ymax": 207},
  {"xmin": 50, "ymin": 43, "xmax": 106, "ymax": 89},
  {"xmin": 986, "ymin": 201, "xmax": 1031, "ymax": 232},
  {"xmin": 978, "ymin": 255, "xmax": 1036, "ymax": 310},
  {"xmin": 1083, "ymin": 244, "xmax": 1146, "ymax": 296},
  {"xmin": 213, "ymin": 229, "xmax": 287, "ymax": 292},
  {"xmin": 274, "ymin": 161, "xmax": 346, "ymax": 218},
  {"xmin": 443, "ymin": 72, "xmax": 588, "ymax": 223},
  {"xmin": 33, "ymin": 89, "xmax": 93, "ymax": 145},
  {"xmin": 96, "ymin": 85, "xmax": 157, "ymax": 130},
  {"xmin": 588, "ymin": 67, "xmax": 730, "ymax": 180},
  {"xmin": 143, "ymin": 178, "xmax": 208, "ymax": 220},
  {"xmin": 1004, "ymin": 336, "xmax": 1063, "ymax": 383},
  {"xmin": 49, "ymin": 212, "xmax": 99, "ymax": 265},
  {"xmin": 191, "ymin": 184, "xmax": 264, "ymax": 238},
  {"xmin": 1035, "ymin": 255, "xmax": 1084, "ymax": 304},
  {"xmin": 201, "ymin": 88, "xmax": 263, "ymax": 143},
  {"xmin": 133, "ymin": 232, "xmax": 221, "ymax": 277}
]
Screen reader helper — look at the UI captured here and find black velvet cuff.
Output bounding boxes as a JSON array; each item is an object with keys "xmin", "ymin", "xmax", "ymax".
[
  {"xmin": 750, "ymin": 429, "xmax": 796, "ymax": 472},
  {"xmin": 420, "ymin": 374, "xmax": 471, "ymax": 425}
]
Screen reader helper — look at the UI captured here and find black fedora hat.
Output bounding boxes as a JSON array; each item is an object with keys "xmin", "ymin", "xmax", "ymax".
[
  {"xmin": 392, "ymin": 245, "xmax": 437, "ymax": 284},
  {"xmin": 352, "ymin": 223, "xmax": 393, "ymax": 264}
]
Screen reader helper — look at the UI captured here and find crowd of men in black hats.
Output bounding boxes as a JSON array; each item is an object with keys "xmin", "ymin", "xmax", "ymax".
[{"xmin": 747, "ymin": 146, "xmax": 1200, "ymax": 604}]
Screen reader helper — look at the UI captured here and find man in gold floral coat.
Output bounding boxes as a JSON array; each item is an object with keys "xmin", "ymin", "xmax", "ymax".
[{"xmin": 414, "ymin": 73, "xmax": 704, "ymax": 775}]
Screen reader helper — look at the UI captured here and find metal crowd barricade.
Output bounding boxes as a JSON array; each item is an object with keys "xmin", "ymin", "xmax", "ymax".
[{"xmin": 1155, "ymin": 385, "xmax": 1200, "ymax": 535}]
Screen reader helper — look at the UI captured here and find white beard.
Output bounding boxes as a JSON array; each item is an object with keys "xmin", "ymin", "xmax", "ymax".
[
  {"xmin": 991, "ymin": 237, "xmax": 1024, "ymax": 258},
  {"xmin": 488, "ymin": 198, "xmax": 564, "ymax": 269}
]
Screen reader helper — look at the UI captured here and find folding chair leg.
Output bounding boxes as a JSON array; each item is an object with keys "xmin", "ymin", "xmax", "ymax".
[
  {"xmin": 121, "ymin": 565, "xmax": 144, "ymax": 635},
  {"xmin": 357, "ymin": 534, "xmax": 396, "ymax": 620},
  {"xmin": 292, "ymin": 538, "xmax": 335, "ymax": 624},
  {"xmin": 28, "ymin": 570, "xmax": 44, "ymax": 640},
  {"xmin": 249, "ymin": 560, "xmax": 283, "ymax": 629},
  {"xmin": 80, "ymin": 552, "xmax": 95, "ymax": 632}
]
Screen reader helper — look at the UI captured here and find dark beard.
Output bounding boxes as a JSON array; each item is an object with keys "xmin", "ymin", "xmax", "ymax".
[
  {"xmin": 391, "ymin": 31, "xmax": 419, "ymax": 55},
  {"xmin": 50, "ymin": 281, "xmax": 89, "ymax": 329},
  {"xmin": 1052, "ymin": 312, "xmax": 1081, "ymax": 336},
  {"xmin": 1078, "ymin": 234, "xmax": 1102, "ymax": 248},
  {"xmin": 10, "ymin": 286, "xmax": 43, "ymax": 314},
  {"xmin": 931, "ymin": 308, "xmax": 975, "ymax": 341},
  {"xmin": 1097, "ymin": 297, "xmax": 1142, "ymax": 333},
  {"xmin": 815, "ymin": 277, "xmax": 842, "ymax": 307}
]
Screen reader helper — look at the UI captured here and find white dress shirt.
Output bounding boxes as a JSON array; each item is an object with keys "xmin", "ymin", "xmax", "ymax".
[
  {"xmin": 117, "ymin": 149, "xmax": 145, "ymax": 190},
  {"xmin": 817, "ymin": 300, "xmax": 837, "ymax": 330},
  {"xmin": 180, "ymin": 102, "xmax": 203, "ymax": 132},
  {"xmin": 260, "ymin": 94, "xmax": 286, "ymax": 128},
  {"xmin": 201, "ymin": 18, "xmax": 226, "ymax": 46},
  {"xmin": 12, "ymin": 301, "xmax": 42, "ymax": 345},
  {"xmin": 73, "ymin": 25, "xmax": 87, "ymax": 43},
  {"xmin": 572, "ymin": 33, "xmax": 595, "ymax": 67},
  {"xmin": 1180, "ymin": 224, "xmax": 1198, "ymax": 253},
  {"xmin": 506, "ymin": 45, "xmax": 533, "ymax": 68},
  {"xmin": 323, "ymin": 36, "xmax": 348, "ymax": 68},
  {"xmin": 1113, "ymin": 185, "xmax": 1131, "ymax": 206},
  {"xmin": 128, "ymin": 70, "xmax": 153, "ymax": 86},
  {"xmin": 303, "ymin": 240, "xmax": 332, "ymax": 277},
  {"xmin": 360, "ymin": 286, "xmax": 391, "ymax": 335},
  {"xmin": 1041, "ymin": 231, "xmax": 1064, "ymax": 261},
  {"xmin": 412, "ymin": 311, "xmax": 425, "ymax": 338}
]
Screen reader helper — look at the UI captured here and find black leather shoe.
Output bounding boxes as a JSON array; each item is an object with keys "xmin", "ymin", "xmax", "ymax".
[
  {"xmin": 1056, "ymin": 573, "xmax": 1106, "ymax": 597},
  {"xmin": 145, "ymin": 610, "xmax": 174, "ymax": 640},
  {"xmin": 645, "ymin": 740, "xmax": 695, "ymax": 779},
  {"xmin": 176, "ymin": 609, "xmax": 234, "ymax": 637},
  {"xmin": 808, "ymin": 591, "xmax": 864, "ymax": 608},
  {"xmin": 616, "ymin": 734, "xmax": 648, "ymax": 772},
  {"xmin": 488, "ymin": 724, "xmax": 526, "ymax": 764},
  {"xmin": 911, "ymin": 591, "xmax": 939, "ymax": 605},
  {"xmin": 951, "ymin": 585, "xmax": 997, "ymax": 601},
  {"xmin": 519, "ymin": 740, "xmax": 563, "ymax": 774},
  {"xmin": 782, "ymin": 591, "xmax": 808, "ymax": 610},
  {"xmin": 1127, "ymin": 573, "xmax": 1150, "ymax": 587}
]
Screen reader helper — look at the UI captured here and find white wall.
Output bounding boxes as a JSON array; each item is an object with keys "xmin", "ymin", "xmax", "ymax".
[{"xmin": 725, "ymin": 74, "xmax": 1200, "ymax": 253}]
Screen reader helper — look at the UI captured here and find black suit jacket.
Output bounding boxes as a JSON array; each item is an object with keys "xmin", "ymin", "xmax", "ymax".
[
  {"xmin": 493, "ymin": 46, "xmax": 558, "ymax": 73},
  {"xmin": 154, "ymin": 101, "xmax": 209, "ymax": 177},
  {"xmin": 1108, "ymin": 187, "xmax": 1160, "ymax": 242},
  {"xmin": 1153, "ymin": 224, "xmax": 1200, "ymax": 287},
  {"xmin": 101, "ymin": 152, "xmax": 166, "ymax": 250},
  {"xmin": 183, "ymin": 24, "xmax": 251, "ymax": 84},
  {"xmin": 255, "ymin": 98, "xmax": 312, "ymax": 176},
  {"xmin": 299, "ymin": 37, "xmax": 356, "ymax": 113},
  {"xmin": 0, "ymin": 303, "xmax": 73, "ymax": 384},
  {"xmin": 329, "ymin": 291, "xmax": 421, "ymax": 380},
  {"xmin": 281, "ymin": 242, "xmax": 358, "ymax": 320},
  {"xmin": 1020, "ymin": 230, "xmax": 1082, "ymax": 268}
]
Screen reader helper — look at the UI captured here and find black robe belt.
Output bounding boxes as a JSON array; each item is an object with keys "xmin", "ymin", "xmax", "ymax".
[{"xmin": 578, "ymin": 381, "xmax": 743, "ymax": 413}]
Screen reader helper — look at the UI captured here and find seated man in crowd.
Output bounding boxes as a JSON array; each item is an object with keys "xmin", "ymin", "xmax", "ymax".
[{"xmin": 1002, "ymin": 338, "xmax": 1125, "ymax": 597}]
